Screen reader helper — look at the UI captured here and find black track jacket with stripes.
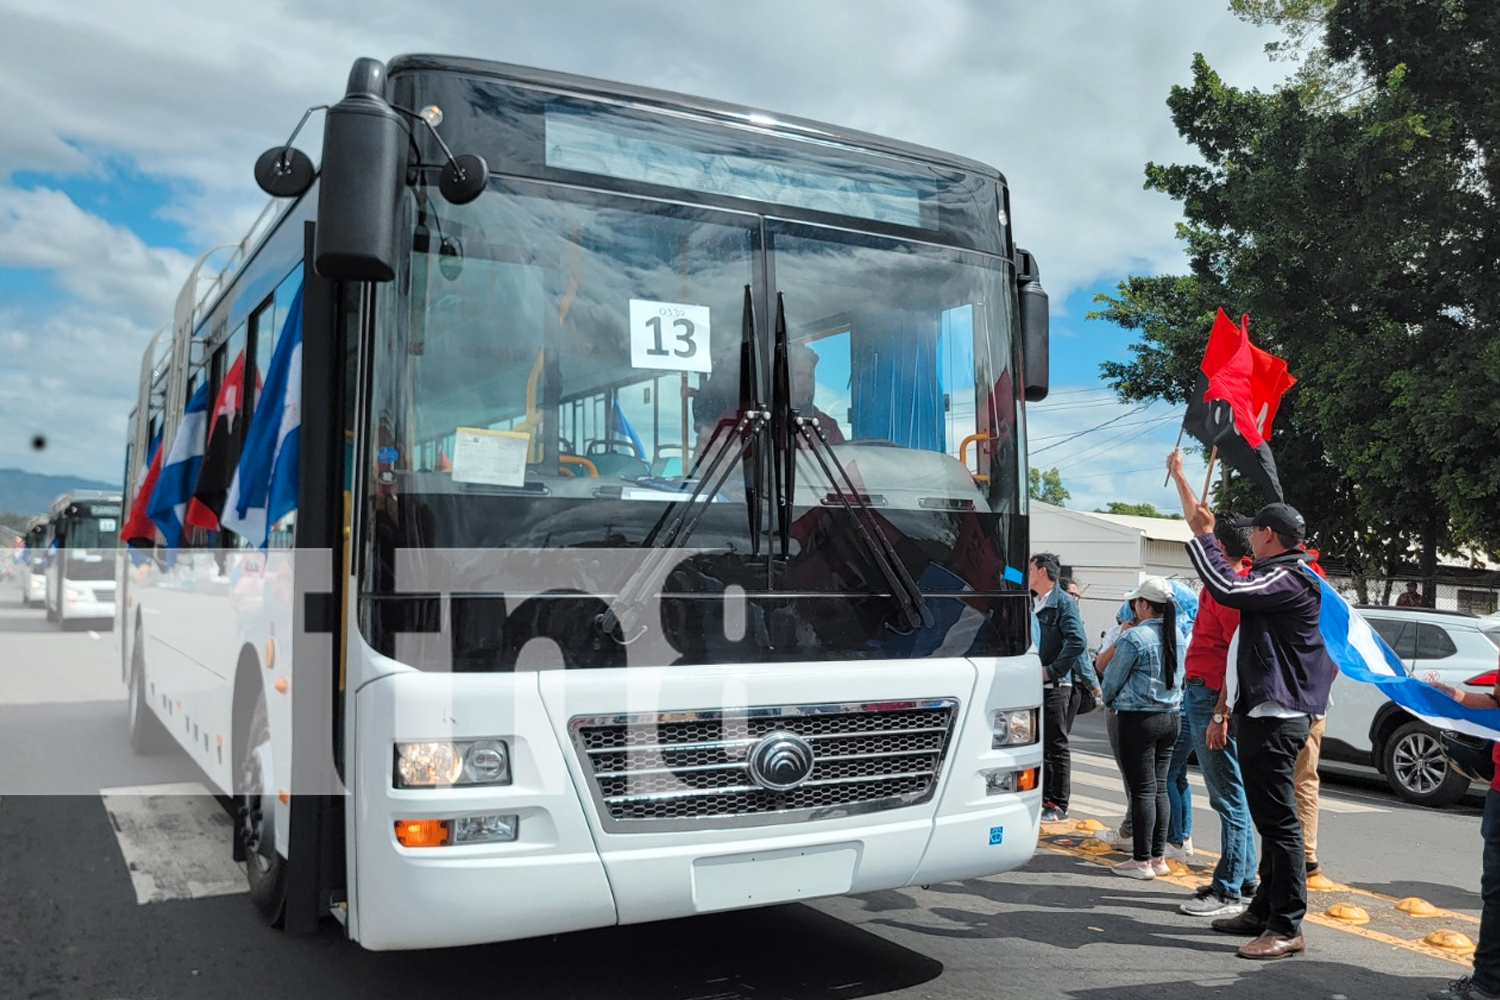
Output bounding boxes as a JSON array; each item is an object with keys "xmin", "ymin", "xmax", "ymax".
[{"xmin": 1186, "ymin": 533, "xmax": 1335, "ymax": 716}]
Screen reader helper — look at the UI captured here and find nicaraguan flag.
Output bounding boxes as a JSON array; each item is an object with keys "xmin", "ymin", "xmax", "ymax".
[
  {"xmin": 146, "ymin": 382, "xmax": 211, "ymax": 562},
  {"xmin": 223, "ymin": 286, "xmax": 303, "ymax": 547},
  {"xmin": 1314, "ymin": 570, "xmax": 1500, "ymax": 741}
]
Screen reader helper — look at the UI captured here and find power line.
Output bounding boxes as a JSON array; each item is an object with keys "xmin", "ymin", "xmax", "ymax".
[{"xmin": 1029, "ymin": 402, "xmax": 1156, "ymax": 455}]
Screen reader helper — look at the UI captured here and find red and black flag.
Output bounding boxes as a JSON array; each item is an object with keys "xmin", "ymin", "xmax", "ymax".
[
  {"xmin": 1182, "ymin": 309, "xmax": 1296, "ymax": 502},
  {"xmin": 187, "ymin": 350, "xmax": 250, "ymax": 531}
]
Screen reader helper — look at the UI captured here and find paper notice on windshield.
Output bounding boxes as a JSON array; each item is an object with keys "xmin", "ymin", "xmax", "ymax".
[
  {"xmin": 629, "ymin": 299, "xmax": 712, "ymax": 373},
  {"xmin": 451, "ymin": 427, "xmax": 529, "ymax": 487}
]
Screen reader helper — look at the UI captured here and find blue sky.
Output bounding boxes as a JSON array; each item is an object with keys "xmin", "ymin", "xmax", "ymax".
[{"xmin": 0, "ymin": 0, "xmax": 1290, "ymax": 513}]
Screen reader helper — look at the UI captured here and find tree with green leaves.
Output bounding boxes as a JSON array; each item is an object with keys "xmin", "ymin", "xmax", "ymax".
[
  {"xmin": 1095, "ymin": 502, "xmax": 1183, "ymax": 520},
  {"xmin": 1091, "ymin": 0, "xmax": 1500, "ymax": 601},
  {"xmin": 1028, "ymin": 467, "xmax": 1071, "ymax": 506}
]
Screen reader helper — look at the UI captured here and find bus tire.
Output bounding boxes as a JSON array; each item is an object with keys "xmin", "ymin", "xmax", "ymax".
[
  {"xmin": 127, "ymin": 625, "xmax": 172, "ymax": 754},
  {"xmin": 238, "ymin": 691, "xmax": 288, "ymax": 924}
]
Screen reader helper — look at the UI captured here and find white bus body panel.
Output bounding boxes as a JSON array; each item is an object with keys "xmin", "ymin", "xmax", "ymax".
[{"xmin": 347, "ymin": 641, "xmax": 1041, "ymax": 951}]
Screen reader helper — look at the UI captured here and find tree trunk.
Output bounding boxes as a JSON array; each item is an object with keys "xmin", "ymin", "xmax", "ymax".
[{"xmin": 1420, "ymin": 515, "xmax": 1439, "ymax": 608}]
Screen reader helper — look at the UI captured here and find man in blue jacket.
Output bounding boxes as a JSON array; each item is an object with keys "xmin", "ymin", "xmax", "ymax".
[
  {"xmin": 1031, "ymin": 552, "xmax": 1088, "ymax": 822},
  {"xmin": 1184, "ymin": 500, "xmax": 1336, "ymax": 961}
]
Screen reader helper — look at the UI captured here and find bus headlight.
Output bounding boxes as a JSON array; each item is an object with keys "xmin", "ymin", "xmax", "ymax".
[
  {"xmin": 64, "ymin": 585, "xmax": 87, "ymax": 603},
  {"xmin": 394, "ymin": 739, "xmax": 512, "ymax": 788},
  {"xmin": 991, "ymin": 709, "xmax": 1039, "ymax": 748}
]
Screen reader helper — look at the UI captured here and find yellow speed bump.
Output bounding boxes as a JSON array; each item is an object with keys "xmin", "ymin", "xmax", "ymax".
[
  {"xmin": 1164, "ymin": 859, "xmax": 1191, "ymax": 876},
  {"xmin": 1424, "ymin": 930, "xmax": 1476, "ymax": 952},
  {"xmin": 1074, "ymin": 818, "xmax": 1107, "ymax": 833},
  {"xmin": 1307, "ymin": 871, "xmax": 1338, "ymax": 891},
  {"xmin": 1078, "ymin": 838, "xmax": 1116, "ymax": 855},
  {"xmin": 1396, "ymin": 897, "xmax": 1439, "ymax": 917},
  {"xmin": 1325, "ymin": 903, "xmax": 1369, "ymax": 924}
]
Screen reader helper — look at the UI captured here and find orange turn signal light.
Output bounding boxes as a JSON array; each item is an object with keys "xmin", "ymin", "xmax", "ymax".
[
  {"xmin": 1017, "ymin": 767, "xmax": 1039, "ymax": 792},
  {"xmin": 395, "ymin": 819, "xmax": 451, "ymax": 848}
]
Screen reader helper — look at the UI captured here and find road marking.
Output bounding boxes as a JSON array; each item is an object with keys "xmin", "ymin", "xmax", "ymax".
[
  {"xmin": 1071, "ymin": 749, "xmax": 1386, "ymax": 814},
  {"xmin": 1039, "ymin": 833, "xmax": 1476, "ymax": 968},
  {"xmin": 100, "ymin": 783, "xmax": 246, "ymax": 905}
]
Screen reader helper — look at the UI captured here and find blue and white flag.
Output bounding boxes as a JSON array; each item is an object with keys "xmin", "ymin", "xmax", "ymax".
[
  {"xmin": 223, "ymin": 286, "xmax": 303, "ymax": 547},
  {"xmin": 612, "ymin": 396, "xmax": 647, "ymax": 459},
  {"xmin": 146, "ymin": 382, "xmax": 211, "ymax": 563},
  {"xmin": 1314, "ymin": 570, "xmax": 1500, "ymax": 742}
]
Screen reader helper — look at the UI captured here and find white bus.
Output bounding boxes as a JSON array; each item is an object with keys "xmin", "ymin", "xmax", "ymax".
[
  {"xmin": 44, "ymin": 491, "xmax": 121, "ymax": 627},
  {"xmin": 118, "ymin": 55, "xmax": 1053, "ymax": 950},
  {"xmin": 16, "ymin": 516, "xmax": 47, "ymax": 607}
]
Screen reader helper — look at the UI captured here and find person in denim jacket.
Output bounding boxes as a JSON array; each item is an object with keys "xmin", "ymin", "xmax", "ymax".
[
  {"xmin": 1101, "ymin": 576, "xmax": 1185, "ymax": 879},
  {"xmin": 1032, "ymin": 552, "xmax": 1088, "ymax": 823}
]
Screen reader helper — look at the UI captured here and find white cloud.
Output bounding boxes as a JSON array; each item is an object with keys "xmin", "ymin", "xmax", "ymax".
[
  {"xmin": 0, "ymin": 187, "xmax": 192, "ymax": 323},
  {"xmin": 1027, "ymin": 384, "xmax": 1208, "ymax": 515}
]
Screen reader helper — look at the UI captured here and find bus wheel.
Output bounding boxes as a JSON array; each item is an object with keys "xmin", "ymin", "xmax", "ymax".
[
  {"xmin": 238, "ymin": 692, "xmax": 287, "ymax": 924},
  {"xmin": 127, "ymin": 626, "xmax": 171, "ymax": 754}
]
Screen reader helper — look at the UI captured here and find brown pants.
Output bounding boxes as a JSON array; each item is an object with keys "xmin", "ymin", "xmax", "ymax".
[{"xmin": 1294, "ymin": 716, "xmax": 1325, "ymax": 866}]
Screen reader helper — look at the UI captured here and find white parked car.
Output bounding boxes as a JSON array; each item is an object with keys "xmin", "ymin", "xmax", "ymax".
[{"xmin": 1322, "ymin": 607, "xmax": 1500, "ymax": 807}]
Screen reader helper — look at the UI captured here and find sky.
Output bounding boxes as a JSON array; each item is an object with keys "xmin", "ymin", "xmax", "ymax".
[{"xmin": 0, "ymin": 0, "xmax": 1294, "ymax": 514}]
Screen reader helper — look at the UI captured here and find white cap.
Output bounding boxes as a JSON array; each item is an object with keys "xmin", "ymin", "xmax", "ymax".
[{"xmin": 1125, "ymin": 576, "xmax": 1173, "ymax": 605}]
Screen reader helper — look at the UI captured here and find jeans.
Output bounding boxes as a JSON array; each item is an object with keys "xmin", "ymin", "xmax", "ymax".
[
  {"xmin": 1184, "ymin": 681, "xmax": 1258, "ymax": 898},
  {"xmin": 1043, "ymin": 685, "xmax": 1072, "ymax": 811},
  {"xmin": 1475, "ymin": 789, "xmax": 1500, "ymax": 994},
  {"xmin": 1117, "ymin": 710, "xmax": 1180, "ymax": 861},
  {"xmin": 1238, "ymin": 713, "xmax": 1311, "ymax": 938},
  {"xmin": 1166, "ymin": 710, "xmax": 1193, "ymax": 845}
]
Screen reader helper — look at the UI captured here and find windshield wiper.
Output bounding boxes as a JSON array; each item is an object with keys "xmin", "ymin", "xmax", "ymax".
[
  {"xmin": 596, "ymin": 287, "xmax": 767, "ymax": 644},
  {"xmin": 792, "ymin": 416, "xmax": 931, "ymax": 633},
  {"xmin": 771, "ymin": 292, "xmax": 929, "ymax": 634}
]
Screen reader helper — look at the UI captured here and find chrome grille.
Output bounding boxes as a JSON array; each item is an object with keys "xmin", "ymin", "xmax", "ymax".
[{"xmin": 571, "ymin": 699, "xmax": 957, "ymax": 831}]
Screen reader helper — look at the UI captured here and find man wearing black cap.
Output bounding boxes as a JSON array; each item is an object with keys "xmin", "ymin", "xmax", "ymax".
[{"xmin": 1179, "ymin": 484, "xmax": 1336, "ymax": 961}]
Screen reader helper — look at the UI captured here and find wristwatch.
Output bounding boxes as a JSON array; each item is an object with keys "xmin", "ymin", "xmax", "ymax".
[{"xmin": 1212, "ymin": 713, "xmax": 1226, "ymax": 724}]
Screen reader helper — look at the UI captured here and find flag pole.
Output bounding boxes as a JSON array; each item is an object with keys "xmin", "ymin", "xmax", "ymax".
[
  {"xmin": 1200, "ymin": 446, "xmax": 1218, "ymax": 506},
  {"xmin": 1163, "ymin": 425, "xmax": 1186, "ymax": 487}
]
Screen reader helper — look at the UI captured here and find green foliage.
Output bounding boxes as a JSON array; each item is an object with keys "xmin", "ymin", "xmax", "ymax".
[
  {"xmin": 1098, "ymin": 0, "xmax": 1500, "ymax": 583},
  {"xmin": 1095, "ymin": 502, "xmax": 1183, "ymax": 520},
  {"xmin": 0, "ymin": 510, "xmax": 33, "ymax": 535},
  {"xmin": 1028, "ymin": 467, "xmax": 1071, "ymax": 506}
]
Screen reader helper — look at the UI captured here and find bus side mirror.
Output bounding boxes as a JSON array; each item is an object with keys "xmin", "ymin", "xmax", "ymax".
[
  {"xmin": 314, "ymin": 57, "xmax": 407, "ymax": 283},
  {"xmin": 1016, "ymin": 248, "xmax": 1049, "ymax": 402}
]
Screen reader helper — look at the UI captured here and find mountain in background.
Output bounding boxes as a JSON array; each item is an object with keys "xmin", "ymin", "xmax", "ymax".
[{"xmin": 0, "ymin": 468, "xmax": 119, "ymax": 517}]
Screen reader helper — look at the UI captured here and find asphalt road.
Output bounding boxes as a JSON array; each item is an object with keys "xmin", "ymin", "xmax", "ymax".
[{"xmin": 0, "ymin": 595, "xmax": 1489, "ymax": 1000}]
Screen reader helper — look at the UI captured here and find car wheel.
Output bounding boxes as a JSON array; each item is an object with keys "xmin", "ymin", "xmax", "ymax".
[{"xmin": 1383, "ymin": 720, "xmax": 1470, "ymax": 807}]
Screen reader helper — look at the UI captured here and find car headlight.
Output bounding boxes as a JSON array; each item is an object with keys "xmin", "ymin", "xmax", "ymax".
[
  {"xmin": 992, "ymin": 708, "xmax": 1039, "ymax": 748},
  {"xmin": 64, "ymin": 585, "xmax": 86, "ymax": 602},
  {"xmin": 394, "ymin": 739, "xmax": 511, "ymax": 788}
]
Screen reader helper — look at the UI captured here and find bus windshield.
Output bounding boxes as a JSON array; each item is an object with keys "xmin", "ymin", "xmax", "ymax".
[{"xmin": 365, "ymin": 183, "xmax": 1025, "ymax": 663}]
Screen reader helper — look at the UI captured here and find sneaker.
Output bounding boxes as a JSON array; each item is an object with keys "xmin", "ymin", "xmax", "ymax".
[
  {"xmin": 1040, "ymin": 805, "xmax": 1067, "ymax": 823},
  {"xmin": 1240, "ymin": 883, "xmax": 1259, "ymax": 902},
  {"xmin": 1111, "ymin": 859, "xmax": 1156, "ymax": 880},
  {"xmin": 1151, "ymin": 857, "xmax": 1170, "ymax": 877},
  {"xmin": 1427, "ymin": 976, "xmax": 1500, "ymax": 1000},
  {"xmin": 1180, "ymin": 886, "xmax": 1248, "ymax": 917},
  {"xmin": 1165, "ymin": 837, "xmax": 1194, "ymax": 859},
  {"xmin": 1096, "ymin": 826, "xmax": 1133, "ymax": 848}
]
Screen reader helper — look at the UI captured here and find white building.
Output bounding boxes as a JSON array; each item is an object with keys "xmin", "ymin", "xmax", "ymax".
[{"xmin": 1029, "ymin": 502, "xmax": 1198, "ymax": 650}]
